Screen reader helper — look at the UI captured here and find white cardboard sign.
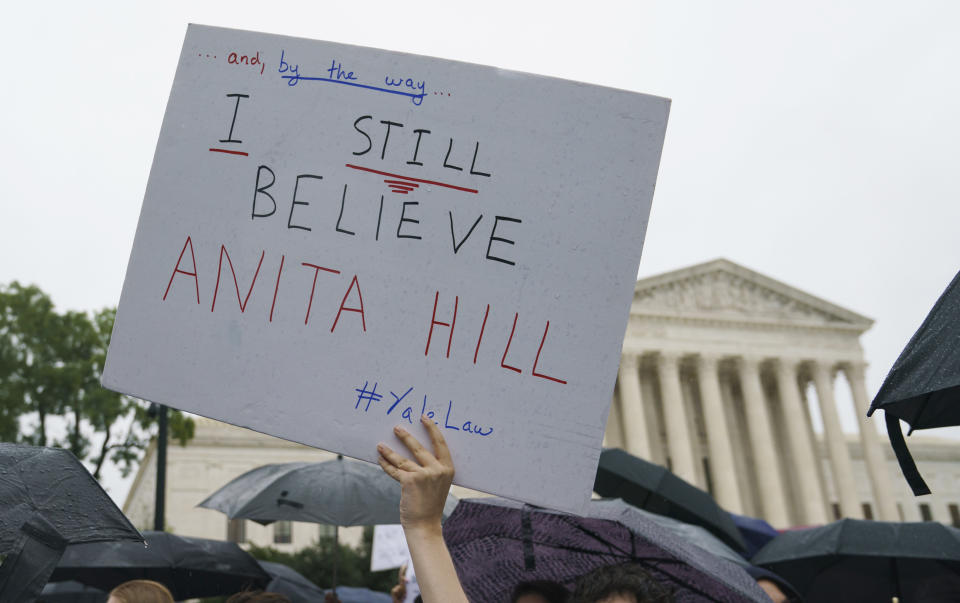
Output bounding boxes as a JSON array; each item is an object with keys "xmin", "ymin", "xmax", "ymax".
[
  {"xmin": 371, "ymin": 524, "xmax": 410, "ymax": 572},
  {"xmin": 103, "ymin": 24, "xmax": 669, "ymax": 514}
]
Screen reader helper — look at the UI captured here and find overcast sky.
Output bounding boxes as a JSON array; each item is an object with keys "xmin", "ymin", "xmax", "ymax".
[{"xmin": 2, "ymin": 1, "xmax": 958, "ymax": 503}]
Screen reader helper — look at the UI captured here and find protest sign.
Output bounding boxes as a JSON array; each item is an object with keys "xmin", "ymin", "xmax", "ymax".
[
  {"xmin": 371, "ymin": 524, "xmax": 410, "ymax": 572},
  {"xmin": 103, "ymin": 24, "xmax": 669, "ymax": 513}
]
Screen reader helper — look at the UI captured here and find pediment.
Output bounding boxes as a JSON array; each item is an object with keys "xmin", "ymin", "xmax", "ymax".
[{"xmin": 633, "ymin": 259, "xmax": 872, "ymax": 329}]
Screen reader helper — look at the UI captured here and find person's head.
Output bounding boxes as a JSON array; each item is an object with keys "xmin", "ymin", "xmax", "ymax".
[
  {"xmin": 225, "ymin": 590, "xmax": 292, "ymax": 603},
  {"xmin": 569, "ymin": 563, "xmax": 674, "ymax": 603},
  {"xmin": 756, "ymin": 578, "xmax": 788, "ymax": 603},
  {"xmin": 511, "ymin": 579, "xmax": 570, "ymax": 603},
  {"xmin": 107, "ymin": 580, "xmax": 174, "ymax": 603}
]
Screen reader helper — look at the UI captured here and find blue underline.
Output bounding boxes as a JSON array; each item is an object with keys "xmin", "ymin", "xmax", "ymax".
[{"xmin": 280, "ymin": 75, "xmax": 426, "ymax": 100}]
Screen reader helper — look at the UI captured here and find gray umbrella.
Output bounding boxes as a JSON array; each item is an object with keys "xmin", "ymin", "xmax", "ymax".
[
  {"xmin": 0, "ymin": 444, "xmax": 142, "ymax": 602},
  {"xmin": 198, "ymin": 455, "xmax": 457, "ymax": 591},
  {"xmin": 198, "ymin": 456, "xmax": 458, "ymax": 526}
]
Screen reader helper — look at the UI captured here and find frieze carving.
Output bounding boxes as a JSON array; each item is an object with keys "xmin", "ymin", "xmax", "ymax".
[{"xmin": 635, "ymin": 271, "xmax": 846, "ymax": 323}]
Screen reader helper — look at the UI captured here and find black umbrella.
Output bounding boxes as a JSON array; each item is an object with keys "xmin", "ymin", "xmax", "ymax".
[
  {"xmin": 729, "ymin": 513, "xmax": 779, "ymax": 559},
  {"xmin": 38, "ymin": 581, "xmax": 107, "ymax": 603},
  {"xmin": 0, "ymin": 444, "xmax": 142, "ymax": 602},
  {"xmin": 260, "ymin": 560, "xmax": 326, "ymax": 602},
  {"xmin": 752, "ymin": 518, "xmax": 960, "ymax": 602},
  {"xmin": 593, "ymin": 448, "xmax": 747, "ymax": 553},
  {"xmin": 49, "ymin": 530, "xmax": 270, "ymax": 599},
  {"xmin": 868, "ymin": 269, "xmax": 960, "ymax": 495},
  {"xmin": 443, "ymin": 497, "xmax": 768, "ymax": 602},
  {"xmin": 259, "ymin": 561, "xmax": 391, "ymax": 603},
  {"xmin": 591, "ymin": 500, "xmax": 749, "ymax": 569}
]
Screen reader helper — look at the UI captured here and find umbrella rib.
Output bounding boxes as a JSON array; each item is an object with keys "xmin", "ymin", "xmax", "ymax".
[
  {"xmin": 559, "ymin": 516, "xmax": 635, "ymax": 558},
  {"xmin": 555, "ymin": 517, "xmax": 694, "ymax": 567}
]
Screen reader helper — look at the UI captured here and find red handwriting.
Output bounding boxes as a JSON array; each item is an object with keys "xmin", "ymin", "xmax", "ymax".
[
  {"xmin": 228, "ymin": 50, "xmax": 265, "ymax": 76},
  {"xmin": 424, "ymin": 291, "xmax": 567, "ymax": 385},
  {"xmin": 161, "ymin": 237, "xmax": 567, "ymax": 385},
  {"xmin": 163, "ymin": 236, "xmax": 365, "ymax": 334}
]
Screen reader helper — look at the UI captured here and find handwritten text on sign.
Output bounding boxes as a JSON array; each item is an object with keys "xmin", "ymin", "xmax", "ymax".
[{"xmin": 103, "ymin": 25, "xmax": 669, "ymax": 513}]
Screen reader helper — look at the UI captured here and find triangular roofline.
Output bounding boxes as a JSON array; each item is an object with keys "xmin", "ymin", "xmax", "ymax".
[{"xmin": 634, "ymin": 258, "xmax": 874, "ymax": 330}]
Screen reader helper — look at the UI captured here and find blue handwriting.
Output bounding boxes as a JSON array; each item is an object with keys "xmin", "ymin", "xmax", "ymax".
[
  {"xmin": 278, "ymin": 51, "xmax": 427, "ymax": 106},
  {"xmin": 353, "ymin": 381, "xmax": 493, "ymax": 436}
]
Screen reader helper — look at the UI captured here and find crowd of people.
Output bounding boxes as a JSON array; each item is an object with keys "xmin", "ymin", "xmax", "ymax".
[
  {"xmin": 375, "ymin": 414, "xmax": 783, "ymax": 603},
  {"xmin": 106, "ymin": 413, "xmax": 784, "ymax": 602}
]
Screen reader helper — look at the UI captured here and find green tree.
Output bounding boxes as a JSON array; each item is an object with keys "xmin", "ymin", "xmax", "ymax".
[{"xmin": 0, "ymin": 281, "xmax": 194, "ymax": 479}]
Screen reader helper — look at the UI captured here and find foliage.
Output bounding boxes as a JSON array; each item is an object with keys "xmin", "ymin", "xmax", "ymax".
[
  {"xmin": 0, "ymin": 281, "xmax": 194, "ymax": 479},
  {"xmin": 246, "ymin": 526, "xmax": 398, "ymax": 594}
]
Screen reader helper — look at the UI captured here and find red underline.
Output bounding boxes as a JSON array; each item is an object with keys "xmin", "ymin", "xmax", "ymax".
[
  {"xmin": 209, "ymin": 148, "xmax": 249, "ymax": 156},
  {"xmin": 345, "ymin": 164, "xmax": 478, "ymax": 193}
]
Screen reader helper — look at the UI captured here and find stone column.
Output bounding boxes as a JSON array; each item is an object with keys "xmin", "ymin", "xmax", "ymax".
[
  {"xmin": 656, "ymin": 352, "xmax": 699, "ymax": 485},
  {"xmin": 618, "ymin": 355, "xmax": 652, "ymax": 460},
  {"xmin": 844, "ymin": 361, "xmax": 899, "ymax": 521},
  {"xmin": 773, "ymin": 358, "xmax": 829, "ymax": 524},
  {"xmin": 696, "ymin": 355, "xmax": 744, "ymax": 514},
  {"xmin": 811, "ymin": 361, "xmax": 862, "ymax": 519},
  {"xmin": 736, "ymin": 356, "xmax": 791, "ymax": 527}
]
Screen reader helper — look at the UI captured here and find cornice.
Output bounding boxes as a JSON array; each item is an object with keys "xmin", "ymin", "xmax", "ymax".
[
  {"xmin": 627, "ymin": 310, "xmax": 868, "ymax": 334},
  {"xmin": 633, "ymin": 258, "xmax": 874, "ymax": 332}
]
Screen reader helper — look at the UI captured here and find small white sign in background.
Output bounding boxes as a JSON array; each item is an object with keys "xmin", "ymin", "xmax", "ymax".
[
  {"xmin": 371, "ymin": 524, "xmax": 410, "ymax": 572},
  {"xmin": 103, "ymin": 24, "xmax": 669, "ymax": 513}
]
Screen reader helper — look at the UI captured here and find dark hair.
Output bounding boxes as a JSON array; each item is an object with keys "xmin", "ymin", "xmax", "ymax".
[
  {"xmin": 511, "ymin": 579, "xmax": 570, "ymax": 603},
  {"xmin": 569, "ymin": 563, "xmax": 674, "ymax": 603}
]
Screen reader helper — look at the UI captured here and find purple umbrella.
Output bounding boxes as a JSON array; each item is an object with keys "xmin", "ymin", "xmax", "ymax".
[{"xmin": 443, "ymin": 498, "xmax": 768, "ymax": 603}]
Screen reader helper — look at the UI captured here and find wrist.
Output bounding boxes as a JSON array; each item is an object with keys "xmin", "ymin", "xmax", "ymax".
[{"xmin": 402, "ymin": 519, "xmax": 444, "ymax": 540}]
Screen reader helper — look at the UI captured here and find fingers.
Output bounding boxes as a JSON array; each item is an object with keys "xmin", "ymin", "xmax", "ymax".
[
  {"xmin": 393, "ymin": 424, "xmax": 436, "ymax": 467},
  {"xmin": 377, "ymin": 444, "xmax": 412, "ymax": 477},
  {"xmin": 422, "ymin": 414, "xmax": 454, "ymax": 469},
  {"xmin": 378, "ymin": 452, "xmax": 402, "ymax": 482}
]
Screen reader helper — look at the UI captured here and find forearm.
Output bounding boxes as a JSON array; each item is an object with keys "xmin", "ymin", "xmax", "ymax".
[{"xmin": 404, "ymin": 522, "xmax": 469, "ymax": 603}]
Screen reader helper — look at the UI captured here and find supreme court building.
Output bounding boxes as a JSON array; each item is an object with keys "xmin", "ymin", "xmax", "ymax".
[
  {"xmin": 603, "ymin": 258, "xmax": 959, "ymax": 528},
  {"xmin": 124, "ymin": 258, "xmax": 960, "ymax": 547}
]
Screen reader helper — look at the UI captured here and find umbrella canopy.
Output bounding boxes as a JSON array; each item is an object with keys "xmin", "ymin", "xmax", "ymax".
[
  {"xmin": 260, "ymin": 560, "xmax": 326, "ymax": 602},
  {"xmin": 38, "ymin": 581, "xmax": 107, "ymax": 603},
  {"xmin": 0, "ymin": 444, "xmax": 141, "ymax": 553},
  {"xmin": 259, "ymin": 561, "xmax": 391, "ymax": 603},
  {"xmin": 869, "ymin": 269, "xmax": 960, "ymax": 495},
  {"xmin": 49, "ymin": 530, "xmax": 271, "ymax": 599},
  {"xmin": 729, "ymin": 513, "xmax": 779, "ymax": 559},
  {"xmin": 752, "ymin": 518, "xmax": 960, "ymax": 602},
  {"xmin": 593, "ymin": 448, "xmax": 746, "ymax": 553},
  {"xmin": 0, "ymin": 444, "xmax": 142, "ymax": 602},
  {"xmin": 443, "ymin": 497, "xmax": 768, "ymax": 603},
  {"xmin": 591, "ymin": 499, "xmax": 748, "ymax": 569},
  {"xmin": 198, "ymin": 456, "xmax": 458, "ymax": 526}
]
